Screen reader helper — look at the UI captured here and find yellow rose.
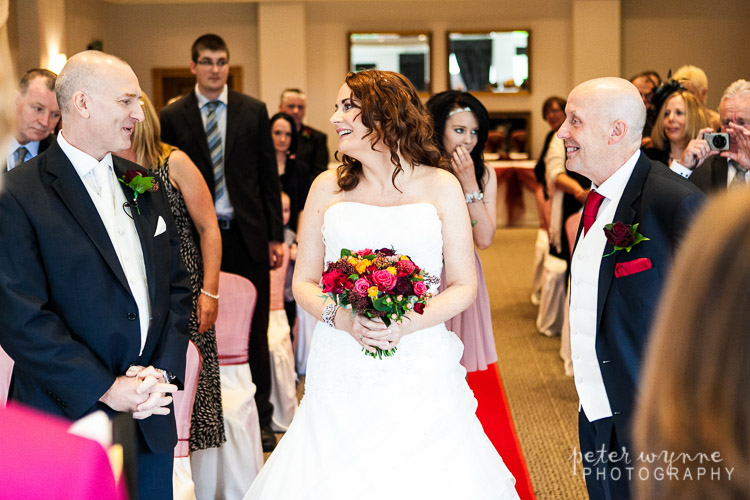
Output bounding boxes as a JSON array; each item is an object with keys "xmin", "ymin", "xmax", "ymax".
[
  {"xmin": 347, "ymin": 256, "xmax": 359, "ymax": 267},
  {"xmin": 387, "ymin": 266, "xmax": 397, "ymax": 275},
  {"xmin": 368, "ymin": 286, "xmax": 379, "ymax": 298},
  {"xmin": 356, "ymin": 259, "xmax": 371, "ymax": 274}
]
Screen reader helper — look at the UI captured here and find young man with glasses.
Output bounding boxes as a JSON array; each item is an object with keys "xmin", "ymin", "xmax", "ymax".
[{"xmin": 160, "ymin": 33, "xmax": 283, "ymax": 453}]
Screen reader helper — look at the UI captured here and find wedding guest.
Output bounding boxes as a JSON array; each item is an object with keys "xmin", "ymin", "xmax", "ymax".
[
  {"xmin": 3, "ymin": 68, "xmax": 60, "ymax": 172},
  {"xmin": 560, "ymin": 77, "xmax": 704, "ymax": 500},
  {"xmin": 426, "ymin": 90, "xmax": 498, "ymax": 373},
  {"xmin": 244, "ymin": 70, "xmax": 520, "ymax": 499},
  {"xmin": 281, "ymin": 191, "xmax": 298, "ymax": 334},
  {"xmin": 279, "ymin": 88, "xmax": 329, "ymax": 179},
  {"xmin": 118, "ymin": 93, "xmax": 225, "ymax": 453},
  {"xmin": 271, "ymin": 111, "xmax": 311, "ymax": 232},
  {"xmin": 672, "ymin": 64, "xmax": 721, "ymax": 130},
  {"xmin": 634, "ymin": 189, "xmax": 750, "ymax": 500},
  {"xmin": 0, "ymin": 50, "xmax": 192, "ymax": 500},
  {"xmin": 160, "ymin": 33, "xmax": 283, "ymax": 452},
  {"xmin": 671, "ymin": 79, "xmax": 750, "ymax": 193},
  {"xmin": 644, "ymin": 86, "xmax": 708, "ymax": 166}
]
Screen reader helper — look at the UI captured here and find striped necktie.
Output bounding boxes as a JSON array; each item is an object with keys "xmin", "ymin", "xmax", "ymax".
[{"xmin": 204, "ymin": 101, "xmax": 226, "ymax": 200}]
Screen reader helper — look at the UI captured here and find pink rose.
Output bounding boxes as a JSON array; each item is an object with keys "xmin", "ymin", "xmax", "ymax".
[
  {"xmin": 397, "ymin": 259, "xmax": 416, "ymax": 275},
  {"xmin": 353, "ymin": 278, "xmax": 371, "ymax": 297},
  {"xmin": 372, "ymin": 269, "xmax": 397, "ymax": 291},
  {"xmin": 413, "ymin": 281, "xmax": 427, "ymax": 297}
]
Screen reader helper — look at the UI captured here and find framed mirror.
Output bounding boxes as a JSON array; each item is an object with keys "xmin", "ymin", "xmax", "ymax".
[
  {"xmin": 448, "ymin": 31, "xmax": 530, "ymax": 94},
  {"xmin": 349, "ymin": 32, "xmax": 432, "ymax": 93}
]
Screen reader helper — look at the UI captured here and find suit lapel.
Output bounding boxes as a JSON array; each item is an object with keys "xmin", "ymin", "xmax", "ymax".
[
  {"xmin": 46, "ymin": 142, "xmax": 132, "ymax": 293},
  {"xmin": 224, "ymin": 90, "xmax": 242, "ymax": 163},
  {"xmin": 184, "ymin": 91, "xmax": 213, "ymax": 169},
  {"xmin": 113, "ymin": 158, "xmax": 158, "ymax": 306},
  {"xmin": 595, "ymin": 153, "xmax": 650, "ymax": 332}
]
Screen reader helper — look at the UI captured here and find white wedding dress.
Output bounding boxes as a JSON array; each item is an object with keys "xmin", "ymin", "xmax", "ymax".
[{"xmin": 244, "ymin": 202, "xmax": 520, "ymax": 500}]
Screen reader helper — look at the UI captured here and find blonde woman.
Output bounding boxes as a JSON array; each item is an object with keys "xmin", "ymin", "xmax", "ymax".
[
  {"xmin": 118, "ymin": 94, "xmax": 224, "ymax": 451},
  {"xmin": 645, "ymin": 87, "xmax": 708, "ymax": 166}
]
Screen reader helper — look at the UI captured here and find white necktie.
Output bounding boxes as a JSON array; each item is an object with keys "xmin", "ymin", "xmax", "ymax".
[{"xmin": 94, "ymin": 163, "xmax": 115, "ymax": 212}]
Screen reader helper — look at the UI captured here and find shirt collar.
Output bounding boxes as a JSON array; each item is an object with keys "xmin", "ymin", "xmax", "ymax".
[
  {"xmin": 591, "ymin": 149, "xmax": 642, "ymax": 201},
  {"xmin": 195, "ymin": 84, "xmax": 228, "ymax": 109},
  {"xmin": 57, "ymin": 132, "xmax": 113, "ymax": 179},
  {"xmin": 9, "ymin": 136, "xmax": 40, "ymax": 157}
]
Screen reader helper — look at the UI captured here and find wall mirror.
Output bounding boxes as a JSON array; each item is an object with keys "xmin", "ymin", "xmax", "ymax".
[
  {"xmin": 448, "ymin": 31, "xmax": 529, "ymax": 94},
  {"xmin": 349, "ymin": 32, "xmax": 432, "ymax": 93}
]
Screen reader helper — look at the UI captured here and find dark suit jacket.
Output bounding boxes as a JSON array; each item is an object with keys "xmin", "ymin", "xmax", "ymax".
[
  {"xmin": 160, "ymin": 90, "xmax": 283, "ymax": 262},
  {"xmin": 0, "ymin": 141, "xmax": 192, "ymax": 454},
  {"xmin": 689, "ymin": 155, "xmax": 728, "ymax": 194},
  {"xmin": 295, "ymin": 125, "xmax": 329, "ymax": 180},
  {"xmin": 573, "ymin": 153, "xmax": 704, "ymax": 438},
  {"xmin": 2, "ymin": 134, "xmax": 54, "ymax": 171}
]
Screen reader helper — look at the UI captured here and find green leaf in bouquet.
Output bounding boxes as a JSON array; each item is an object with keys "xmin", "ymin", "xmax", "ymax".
[
  {"xmin": 372, "ymin": 297, "xmax": 391, "ymax": 312},
  {"xmin": 341, "ymin": 248, "xmax": 352, "ymax": 257}
]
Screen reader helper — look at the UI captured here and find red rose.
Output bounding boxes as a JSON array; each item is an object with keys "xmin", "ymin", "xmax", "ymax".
[
  {"xmin": 413, "ymin": 302, "xmax": 425, "ymax": 314},
  {"xmin": 413, "ymin": 281, "xmax": 427, "ymax": 297},
  {"xmin": 397, "ymin": 259, "xmax": 416, "ymax": 275},
  {"xmin": 356, "ymin": 248, "xmax": 373, "ymax": 257},
  {"xmin": 395, "ymin": 275, "xmax": 414, "ymax": 295},
  {"xmin": 375, "ymin": 248, "xmax": 396, "ymax": 256},
  {"xmin": 604, "ymin": 222, "xmax": 635, "ymax": 248},
  {"xmin": 321, "ymin": 270, "xmax": 348, "ymax": 294},
  {"xmin": 372, "ymin": 269, "xmax": 397, "ymax": 291},
  {"xmin": 123, "ymin": 169, "xmax": 144, "ymax": 184}
]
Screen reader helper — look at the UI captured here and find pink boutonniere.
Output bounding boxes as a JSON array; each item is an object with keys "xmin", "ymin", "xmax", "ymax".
[{"xmin": 603, "ymin": 222, "xmax": 649, "ymax": 257}]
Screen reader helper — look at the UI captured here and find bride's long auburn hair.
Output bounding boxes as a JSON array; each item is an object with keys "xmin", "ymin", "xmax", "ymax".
[{"xmin": 336, "ymin": 70, "xmax": 447, "ymax": 191}]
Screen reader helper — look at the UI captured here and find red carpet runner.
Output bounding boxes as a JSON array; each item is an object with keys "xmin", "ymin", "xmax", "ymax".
[{"xmin": 467, "ymin": 362, "xmax": 536, "ymax": 500}]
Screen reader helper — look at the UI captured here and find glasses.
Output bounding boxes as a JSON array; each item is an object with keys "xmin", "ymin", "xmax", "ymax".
[{"xmin": 196, "ymin": 59, "xmax": 228, "ymax": 68}]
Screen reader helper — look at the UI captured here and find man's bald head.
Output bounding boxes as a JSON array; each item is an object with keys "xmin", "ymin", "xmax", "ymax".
[
  {"xmin": 557, "ymin": 77, "xmax": 647, "ymax": 185},
  {"xmin": 55, "ymin": 51, "xmax": 130, "ymax": 117}
]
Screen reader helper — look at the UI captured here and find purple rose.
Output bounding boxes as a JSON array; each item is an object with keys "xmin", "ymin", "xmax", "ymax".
[
  {"xmin": 375, "ymin": 248, "xmax": 396, "ymax": 257},
  {"xmin": 123, "ymin": 169, "xmax": 144, "ymax": 184},
  {"xmin": 413, "ymin": 281, "xmax": 427, "ymax": 297},
  {"xmin": 372, "ymin": 269, "xmax": 397, "ymax": 291},
  {"xmin": 353, "ymin": 278, "xmax": 371, "ymax": 297},
  {"xmin": 395, "ymin": 275, "xmax": 414, "ymax": 295},
  {"xmin": 604, "ymin": 222, "xmax": 636, "ymax": 248}
]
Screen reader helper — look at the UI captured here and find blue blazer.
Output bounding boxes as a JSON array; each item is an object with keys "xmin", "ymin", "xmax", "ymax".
[
  {"xmin": 0, "ymin": 140, "xmax": 192, "ymax": 454},
  {"xmin": 574, "ymin": 153, "xmax": 704, "ymax": 439}
]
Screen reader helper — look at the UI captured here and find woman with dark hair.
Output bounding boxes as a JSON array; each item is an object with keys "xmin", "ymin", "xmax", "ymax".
[
  {"xmin": 243, "ymin": 71, "xmax": 519, "ymax": 499},
  {"xmin": 270, "ymin": 112, "xmax": 311, "ymax": 232},
  {"xmin": 425, "ymin": 90, "xmax": 498, "ymax": 373}
]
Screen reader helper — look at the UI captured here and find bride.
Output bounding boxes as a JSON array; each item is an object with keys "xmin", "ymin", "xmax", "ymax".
[{"xmin": 244, "ymin": 70, "xmax": 519, "ymax": 499}]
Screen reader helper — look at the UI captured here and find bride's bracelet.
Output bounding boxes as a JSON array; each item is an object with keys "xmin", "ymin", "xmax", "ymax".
[
  {"xmin": 322, "ymin": 303, "xmax": 339, "ymax": 328},
  {"xmin": 465, "ymin": 190, "xmax": 484, "ymax": 204},
  {"xmin": 200, "ymin": 288, "xmax": 220, "ymax": 300}
]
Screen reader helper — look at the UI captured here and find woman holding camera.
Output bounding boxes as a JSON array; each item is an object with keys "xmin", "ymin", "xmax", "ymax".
[{"xmin": 644, "ymin": 87, "xmax": 708, "ymax": 166}]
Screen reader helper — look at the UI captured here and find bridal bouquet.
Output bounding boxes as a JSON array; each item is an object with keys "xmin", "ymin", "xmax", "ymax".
[{"xmin": 320, "ymin": 247, "xmax": 433, "ymax": 359}]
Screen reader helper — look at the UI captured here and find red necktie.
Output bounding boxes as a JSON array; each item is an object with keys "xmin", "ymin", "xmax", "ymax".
[{"xmin": 582, "ymin": 191, "xmax": 605, "ymax": 236}]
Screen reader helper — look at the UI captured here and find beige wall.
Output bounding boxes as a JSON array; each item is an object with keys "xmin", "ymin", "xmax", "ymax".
[{"xmin": 9, "ymin": 0, "xmax": 750, "ymax": 159}]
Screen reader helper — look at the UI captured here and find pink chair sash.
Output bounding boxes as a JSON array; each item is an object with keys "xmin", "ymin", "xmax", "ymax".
[
  {"xmin": 565, "ymin": 212, "xmax": 583, "ymax": 258},
  {"xmin": 173, "ymin": 341, "xmax": 202, "ymax": 458},
  {"xmin": 0, "ymin": 346, "xmax": 13, "ymax": 407},
  {"xmin": 215, "ymin": 272, "xmax": 257, "ymax": 366},
  {"xmin": 269, "ymin": 244, "xmax": 290, "ymax": 311}
]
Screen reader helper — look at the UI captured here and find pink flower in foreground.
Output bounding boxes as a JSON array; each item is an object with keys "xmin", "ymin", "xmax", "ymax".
[{"xmin": 413, "ymin": 281, "xmax": 427, "ymax": 297}]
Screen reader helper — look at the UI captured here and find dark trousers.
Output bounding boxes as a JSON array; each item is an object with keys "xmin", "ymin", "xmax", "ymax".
[
  {"xmin": 220, "ymin": 223, "xmax": 274, "ymax": 428},
  {"xmin": 578, "ymin": 410, "xmax": 632, "ymax": 500},
  {"xmin": 136, "ymin": 431, "xmax": 173, "ymax": 500}
]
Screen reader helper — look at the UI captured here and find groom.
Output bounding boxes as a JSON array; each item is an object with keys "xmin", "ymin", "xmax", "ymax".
[
  {"xmin": 559, "ymin": 78, "xmax": 704, "ymax": 500},
  {"xmin": 0, "ymin": 51, "xmax": 191, "ymax": 500}
]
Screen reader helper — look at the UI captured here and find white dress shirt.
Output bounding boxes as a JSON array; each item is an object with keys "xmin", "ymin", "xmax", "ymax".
[
  {"xmin": 5, "ymin": 137, "xmax": 41, "ymax": 171},
  {"xmin": 569, "ymin": 149, "xmax": 640, "ymax": 421},
  {"xmin": 195, "ymin": 84, "xmax": 233, "ymax": 220},
  {"xmin": 57, "ymin": 133, "xmax": 151, "ymax": 353}
]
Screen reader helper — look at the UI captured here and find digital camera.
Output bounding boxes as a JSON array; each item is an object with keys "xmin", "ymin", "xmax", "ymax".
[{"xmin": 705, "ymin": 132, "xmax": 730, "ymax": 151}]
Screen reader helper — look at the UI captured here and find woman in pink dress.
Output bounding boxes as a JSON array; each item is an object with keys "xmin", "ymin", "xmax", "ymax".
[{"xmin": 426, "ymin": 91, "xmax": 498, "ymax": 372}]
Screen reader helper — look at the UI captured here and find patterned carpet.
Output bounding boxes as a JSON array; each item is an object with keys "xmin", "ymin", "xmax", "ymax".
[{"xmin": 479, "ymin": 228, "xmax": 588, "ymax": 500}]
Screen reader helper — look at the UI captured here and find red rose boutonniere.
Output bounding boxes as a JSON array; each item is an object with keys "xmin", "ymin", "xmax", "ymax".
[
  {"xmin": 119, "ymin": 169, "xmax": 158, "ymax": 215},
  {"xmin": 301, "ymin": 127, "xmax": 312, "ymax": 140},
  {"xmin": 603, "ymin": 222, "xmax": 649, "ymax": 257}
]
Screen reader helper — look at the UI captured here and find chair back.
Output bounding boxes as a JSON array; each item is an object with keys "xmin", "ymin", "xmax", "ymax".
[
  {"xmin": 269, "ymin": 244, "xmax": 291, "ymax": 311},
  {"xmin": 173, "ymin": 341, "xmax": 202, "ymax": 458},
  {"xmin": 215, "ymin": 272, "xmax": 257, "ymax": 366},
  {"xmin": 0, "ymin": 346, "xmax": 13, "ymax": 407},
  {"xmin": 565, "ymin": 212, "xmax": 583, "ymax": 258}
]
